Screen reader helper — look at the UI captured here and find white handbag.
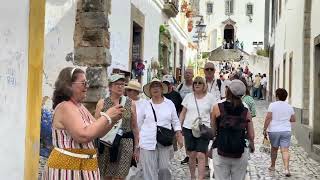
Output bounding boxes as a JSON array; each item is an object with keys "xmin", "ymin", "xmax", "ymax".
[
  {"xmin": 99, "ymin": 96, "xmax": 126, "ymax": 147},
  {"xmin": 191, "ymin": 93, "xmax": 202, "ymax": 138}
]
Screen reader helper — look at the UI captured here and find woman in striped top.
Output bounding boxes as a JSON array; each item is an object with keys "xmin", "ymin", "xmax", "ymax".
[{"xmin": 41, "ymin": 67, "xmax": 124, "ymax": 180}]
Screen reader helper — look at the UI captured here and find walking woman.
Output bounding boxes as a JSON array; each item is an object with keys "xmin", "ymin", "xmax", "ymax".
[
  {"xmin": 95, "ymin": 74, "xmax": 139, "ymax": 180},
  {"xmin": 263, "ymin": 88, "xmax": 295, "ymax": 177},
  {"xmin": 179, "ymin": 76, "xmax": 216, "ymax": 180},
  {"xmin": 211, "ymin": 80, "xmax": 255, "ymax": 180},
  {"xmin": 139, "ymin": 78, "xmax": 184, "ymax": 180},
  {"xmin": 42, "ymin": 67, "xmax": 123, "ymax": 180}
]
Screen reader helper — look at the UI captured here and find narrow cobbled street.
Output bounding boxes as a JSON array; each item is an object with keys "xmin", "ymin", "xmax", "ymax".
[{"xmin": 170, "ymin": 100, "xmax": 320, "ymax": 180}]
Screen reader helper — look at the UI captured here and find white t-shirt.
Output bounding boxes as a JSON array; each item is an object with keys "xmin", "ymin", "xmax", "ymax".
[
  {"xmin": 207, "ymin": 79, "xmax": 223, "ymax": 102},
  {"xmin": 182, "ymin": 93, "xmax": 217, "ymax": 129},
  {"xmin": 267, "ymin": 101, "xmax": 294, "ymax": 132},
  {"xmin": 177, "ymin": 82, "xmax": 193, "ymax": 99}
]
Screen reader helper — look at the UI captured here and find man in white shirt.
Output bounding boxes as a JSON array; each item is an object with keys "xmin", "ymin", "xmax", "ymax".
[
  {"xmin": 204, "ymin": 62, "xmax": 225, "ymax": 100},
  {"xmin": 177, "ymin": 68, "xmax": 194, "ymax": 99},
  {"xmin": 260, "ymin": 74, "xmax": 268, "ymax": 100}
]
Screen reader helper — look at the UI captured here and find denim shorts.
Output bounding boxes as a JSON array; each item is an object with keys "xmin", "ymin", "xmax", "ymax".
[{"xmin": 268, "ymin": 131, "xmax": 291, "ymax": 148}]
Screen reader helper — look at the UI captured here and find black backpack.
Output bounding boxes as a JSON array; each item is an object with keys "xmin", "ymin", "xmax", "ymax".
[{"xmin": 216, "ymin": 102, "xmax": 248, "ymax": 158}]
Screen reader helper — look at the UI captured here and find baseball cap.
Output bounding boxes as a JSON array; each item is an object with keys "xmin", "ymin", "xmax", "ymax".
[
  {"xmin": 228, "ymin": 79, "xmax": 246, "ymax": 97},
  {"xmin": 162, "ymin": 75, "xmax": 174, "ymax": 84},
  {"xmin": 109, "ymin": 74, "xmax": 125, "ymax": 83}
]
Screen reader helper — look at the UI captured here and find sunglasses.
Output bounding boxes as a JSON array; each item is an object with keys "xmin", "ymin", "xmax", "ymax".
[
  {"xmin": 205, "ymin": 68, "xmax": 215, "ymax": 72},
  {"xmin": 193, "ymin": 81, "xmax": 204, "ymax": 85},
  {"xmin": 72, "ymin": 80, "xmax": 88, "ymax": 87},
  {"xmin": 150, "ymin": 83, "xmax": 162, "ymax": 88}
]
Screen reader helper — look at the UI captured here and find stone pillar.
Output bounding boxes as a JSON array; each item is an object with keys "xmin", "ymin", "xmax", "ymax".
[
  {"xmin": 302, "ymin": 0, "xmax": 312, "ymax": 125},
  {"xmin": 74, "ymin": 0, "xmax": 112, "ymax": 113}
]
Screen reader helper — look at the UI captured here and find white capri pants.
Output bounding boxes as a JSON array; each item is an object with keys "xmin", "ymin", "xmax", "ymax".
[{"xmin": 140, "ymin": 143, "xmax": 172, "ymax": 180}]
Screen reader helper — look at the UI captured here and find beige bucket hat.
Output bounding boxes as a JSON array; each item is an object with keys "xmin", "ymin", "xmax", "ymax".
[
  {"xmin": 125, "ymin": 80, "xmax": 142, "ymax": 92},
  {"xmin": 143, "ymin": 78, "xmax": 168, "ymax": 98}
]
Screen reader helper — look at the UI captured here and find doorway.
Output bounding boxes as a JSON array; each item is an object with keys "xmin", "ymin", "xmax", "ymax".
[
  {"xmin": 224, "ymin": 24, "xmax": 234, "ymax": 49},
  {"xmin": 314, "ymin": 40, "xmax": 320, "ymax": 144},
  {"xmin": 131, "ymin": 22, "xmax": 143, "ymax": 82}
]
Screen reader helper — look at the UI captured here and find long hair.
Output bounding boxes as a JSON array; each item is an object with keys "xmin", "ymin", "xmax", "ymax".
[
  {"xmin": 240, "ymin": 77, "xmax": 250, "ymax": 96},
  {"xmin": 225, "ymin": 88, "xmax": 243, "ymax": 108},
  {"xmin": 52, "ymin": 67, "xmax": 84, "ymax": 109}
]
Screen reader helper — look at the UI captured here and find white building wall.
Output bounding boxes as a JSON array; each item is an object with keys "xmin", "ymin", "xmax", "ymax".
[
  {"xmin": 310, "ymin": 0, "xmax": 320, "ymax": 128},
  {"xmin": 199, "ymin": 0, "xmax": 265, "ymax": 53},
  {"xmin": 272, "ymin": 0, "xmax": 304, "ymax": 108},
  {"xmin": 0, "ymin": 0, "xmax": 29, "ymax": 178},
  {"xmin": 43, "ymin": 0, "xmax": 78, "ymax": 98},
  {"xmin": 109, "ymin": 0, "xmax": 193, "ymax": 85}
]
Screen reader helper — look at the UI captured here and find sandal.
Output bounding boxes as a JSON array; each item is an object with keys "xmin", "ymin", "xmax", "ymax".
[
  {"xmin": 284, "ymin": 169, "xmax": 291, "ymax": 177},
  {"xmin": 268, "ymin": 167, "xmax": 275, "ymax": 171}
]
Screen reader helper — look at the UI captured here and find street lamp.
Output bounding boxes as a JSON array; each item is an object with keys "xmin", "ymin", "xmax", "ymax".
[{"xmin": 193, "ymin": 16, "xmax": 207, "ymax": 74}]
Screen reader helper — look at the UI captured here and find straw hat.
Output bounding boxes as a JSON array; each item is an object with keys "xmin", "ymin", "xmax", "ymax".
[
  {"xmin": 143, "ymin": 78, "xmax": 168, "ymax": 98},
  {"xmin": 125, "ymin": 80, "xmax": 142, "ymax": 92}
]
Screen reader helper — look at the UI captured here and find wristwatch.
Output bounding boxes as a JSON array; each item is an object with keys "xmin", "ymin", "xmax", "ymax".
[{"xmin": 100, "ymin": 112, "xmax": 112, "ymax": 125}]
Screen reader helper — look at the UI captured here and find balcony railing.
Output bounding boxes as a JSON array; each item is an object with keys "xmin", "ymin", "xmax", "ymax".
[{"xmin": 163, "ymin": 0, "xmax": 179, "ymax": 18}]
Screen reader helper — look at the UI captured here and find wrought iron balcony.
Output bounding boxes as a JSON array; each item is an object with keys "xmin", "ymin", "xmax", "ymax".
[{"xmin": 163, "ymin": 0, "xmax": 179, "ymax": 18}]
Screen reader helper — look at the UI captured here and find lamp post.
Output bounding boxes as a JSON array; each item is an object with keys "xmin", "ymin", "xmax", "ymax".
[{"xmin": 193, "ymin": 16, "xmax": 207, "ymax": 75}]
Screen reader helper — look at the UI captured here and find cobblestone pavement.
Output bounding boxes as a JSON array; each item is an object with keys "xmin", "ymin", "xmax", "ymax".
[{"xmin": 170, "ymin": 100, "xmax": 320, "ymax": 180}]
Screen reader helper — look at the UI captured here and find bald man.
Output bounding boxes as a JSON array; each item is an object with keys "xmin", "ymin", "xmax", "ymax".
[{"xmin": 177, "ymin": 68, "xmax": 194, "ymax": 99}]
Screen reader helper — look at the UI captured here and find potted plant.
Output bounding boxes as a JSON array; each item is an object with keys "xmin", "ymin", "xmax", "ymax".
[
  {"xmin": 187, "ymin": 19, "xmax": 193, "ymax": 32},
  {"xmin": 186, "ymin": 9, "xmax": 193, "ymax": 18}
]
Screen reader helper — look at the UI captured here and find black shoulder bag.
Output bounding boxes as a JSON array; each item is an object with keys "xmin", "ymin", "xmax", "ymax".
[{"xmin": 150, "ymin": 102, "xmax": 175, "ymax": 146}]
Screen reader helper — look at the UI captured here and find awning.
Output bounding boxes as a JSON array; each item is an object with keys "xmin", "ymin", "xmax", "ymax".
[{"xmin": 207, "ymin": 46, "xmax": 250, "ymax": 62}]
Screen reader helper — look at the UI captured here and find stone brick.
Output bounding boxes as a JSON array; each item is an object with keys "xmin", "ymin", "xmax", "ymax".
[
  {"xmin": 85, "ymin": 87, "xmax": 107, "ymax": 103},
  {"xmin": 81, "ymin": 29, "xmax": 105, "ymax": 47},
  {"xmin": 74, "ymin": 47, "xmax": 111, "ymax": 66},
  {"xmin": 86, "ymin": 66, "xmax": 108, "ymax": 87},
  {"xmin": 82, "ymin": 0, "xmax": 104, "ymax": 12},
  {"xmin": 104, "ymin": 30, "xmax": 110, "ymax": 49},
  {"xmin": 80, "ymin": 12, "xmax": 107, "ymax": 28}
]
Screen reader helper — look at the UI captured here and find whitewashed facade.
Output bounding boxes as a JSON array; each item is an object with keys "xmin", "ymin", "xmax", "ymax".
[
  {"xmin": 268, "ymin": 0, "xmax": 320, "ymax": 161},
  {"xmin": 196, "ymin": 0, "xmax": 266, "ymax": 54},
  {"xmin": 109, "ymin": 0, "xmax": 196, "ymax": 85}
]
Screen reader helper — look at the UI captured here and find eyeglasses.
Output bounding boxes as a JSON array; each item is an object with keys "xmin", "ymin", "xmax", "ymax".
[
  {"xmin": 205, "ymin": 68, "xmax": 215, "ymax": 72},
  {"xmin": 72, "ymin": 80, "xmax": 88, "ymax": 87},
  {"xmin": 193, "ymin": 81, "xmax": 204, "ymax": 85}
]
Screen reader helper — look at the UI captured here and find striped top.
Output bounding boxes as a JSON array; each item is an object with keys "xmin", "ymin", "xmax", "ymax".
[{"xmin": 52, "ymin": 102, "xmax": 95, "ymax": 149}]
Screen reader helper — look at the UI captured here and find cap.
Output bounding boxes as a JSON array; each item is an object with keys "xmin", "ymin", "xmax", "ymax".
[
  {"xmin": 109, "ymin": 74, "xmax": 125, "ymax": 83},
  {"xmin": 162, "ymin": 75, "xmax": 174, "ymax": 84},
  {"xmin": 228, "ymin": 79, "xmax": 246, "ymax": 97}
]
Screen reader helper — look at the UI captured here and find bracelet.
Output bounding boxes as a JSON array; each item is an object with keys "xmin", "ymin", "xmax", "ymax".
[{"xmin": 100, "ymin": 112, "xmax": 112, "ymax": 125}]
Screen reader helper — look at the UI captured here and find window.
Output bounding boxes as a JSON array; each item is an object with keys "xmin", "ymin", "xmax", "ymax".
[
  {"xmin": 207, "ymin": 2, "xmax": 213, "ymax": 14},
  {"xmin": 225, "ymin": 0, "xmax": 234, "ymax": 15},
  {"xmin": 246, "ymin": 3, "xmax": 253, "ymax": 16}
]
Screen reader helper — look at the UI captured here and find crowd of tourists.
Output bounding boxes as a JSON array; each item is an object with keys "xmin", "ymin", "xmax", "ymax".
[{"xmin": 39, "ymin": 62, "xmax": 295, "ymax": 180}]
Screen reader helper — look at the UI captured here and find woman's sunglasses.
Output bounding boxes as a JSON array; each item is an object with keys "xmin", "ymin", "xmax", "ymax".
[
  {"xmin": 205, "ymin": 68, "xmax": 215, "ymax": 72},
  {"xmin": 193, "ymin": 81, "xmax": 204, "ymax": 85}
]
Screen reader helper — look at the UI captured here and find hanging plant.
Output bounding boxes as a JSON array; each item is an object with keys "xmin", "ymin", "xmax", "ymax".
[
  {"xmin": 187, "ymin": 19, "xmax": 193, "ymax": 32},
  {"xmin": 181, "ymin": 1, "xmax": 188, "ymax": 12},
  {"xmin": 186, "ymin": 9, "xmax": 193, "ymax": 18}
]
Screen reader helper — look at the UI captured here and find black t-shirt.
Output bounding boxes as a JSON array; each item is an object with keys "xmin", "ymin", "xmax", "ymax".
[{"xmin": 164, "ymin": 91, "xmax": 183, "ymax": 116}]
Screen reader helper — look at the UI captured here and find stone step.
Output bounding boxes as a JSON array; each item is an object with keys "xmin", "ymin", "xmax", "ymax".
[{"xmin": 313, "ymin": 144, "xmax": 320, "ymax": 156}]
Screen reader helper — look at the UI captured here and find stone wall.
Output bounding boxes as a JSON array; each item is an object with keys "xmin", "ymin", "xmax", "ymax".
[{"xmin": 74, "ymin": 0, "xmax": 112, "ymax": 112}]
